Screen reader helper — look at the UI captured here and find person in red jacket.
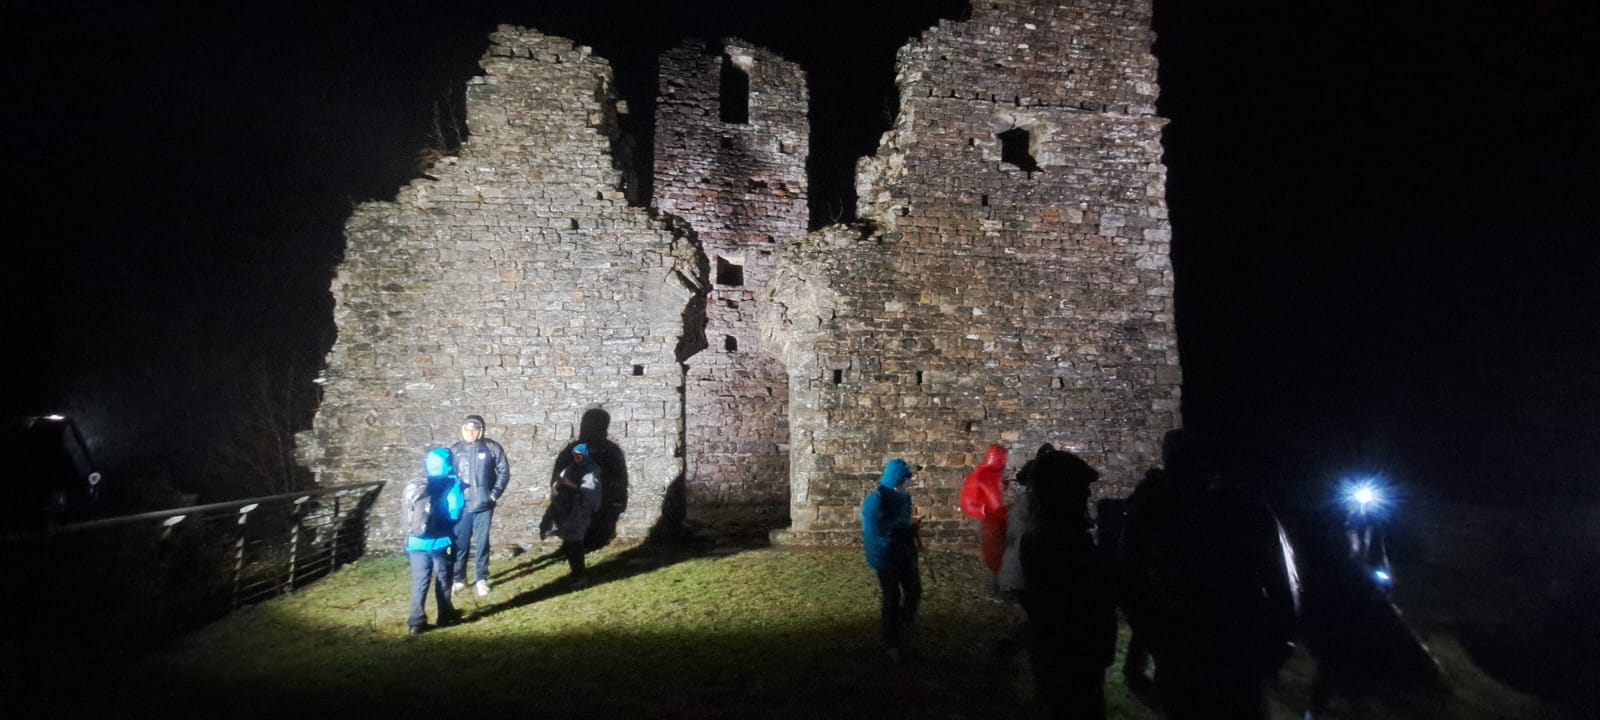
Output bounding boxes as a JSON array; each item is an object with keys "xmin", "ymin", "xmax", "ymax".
[{"xmin": 961, "ymin": 444, "xmax": 1010, "ymax": 580}]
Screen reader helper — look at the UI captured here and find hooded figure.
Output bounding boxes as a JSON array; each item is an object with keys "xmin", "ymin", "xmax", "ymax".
[
  {"xmin": 403, "ymin": 447, "xmax": 465, "ymax": 635},
  {"xmin": 861, "ymin": 458, "xmax": 922, "ymax": 661},
  {"xmin": 961, "ymin": 444, "xmax": 1010, "ymax": 576},
  {"xmin": 1016, "ymin": 449, "xmax": 1117, "ymax": 719},
  {"xmin": 548, "ymin": 443, "xmax": 602, "ymax": 579}
]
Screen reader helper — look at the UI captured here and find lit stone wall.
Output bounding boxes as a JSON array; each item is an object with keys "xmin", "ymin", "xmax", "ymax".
[
  {"xmin": 763, "ymin": 0, "xmax": 1180, "ymax": 543},
  {"xmin": 653, "ymin": 39, "xmax": 809, "ymax": 521},
  {"xmin": 298, "ymin": 27, "xmax": 707, "ymax": 547}
]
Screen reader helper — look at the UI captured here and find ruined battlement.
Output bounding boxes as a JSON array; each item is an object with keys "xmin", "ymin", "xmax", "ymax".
[{"xmin": 301, "ymin": 1, "xmax": 1178, "ymax": 549}]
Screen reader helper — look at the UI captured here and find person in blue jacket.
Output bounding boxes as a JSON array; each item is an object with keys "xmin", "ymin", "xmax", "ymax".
[
  {"xmin": 404, "ymin": 447, "xmax": 466, "ymax": 636},
  {"xmin": 862, "ymin": 458, "xmax": 922, "ymax": 662}
]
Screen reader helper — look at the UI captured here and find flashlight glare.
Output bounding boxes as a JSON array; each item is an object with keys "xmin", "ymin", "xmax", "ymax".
[{"xmin": 1341, "ymin": 478, "xmax": 1389, "ymax": 515}]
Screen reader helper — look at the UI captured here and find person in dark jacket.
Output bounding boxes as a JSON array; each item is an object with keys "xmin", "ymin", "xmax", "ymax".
[
  {"xmin": 405, "ymin": 447, "xmax": 466, "ymax": 636},
  {"xmin": 450, "ymin": 414, "xmax": 511, "ymax": 598},
  {"xmin": 1117, "ymin": 462, "xmax": 1172, "ymax": 697},
  {"xmin": 547, "ymin": 443, "xmax": 602, "ymax": 582},
  {"xmin": 861, "ymin": 458, "xmax": 922, "ymax": 662},
  {"xmin": 1123, "ymin": 430, "xmax": 1300, "ymax": 720},
  {"xmin": 1016, "ymin": 449, "xmax": 1118, "ymax": 719}
]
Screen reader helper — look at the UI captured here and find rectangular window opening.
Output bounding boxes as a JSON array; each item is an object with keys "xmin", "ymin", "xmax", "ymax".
[
  {"xmin": 998, "ymin": 127, "xmax": 1041, "ymax": 172},
  {"xmin": 720, "ymin": 56, "xmax": 751, "ymax": 124},
  {"xmin": 716, "ymin": 256, "xmax": 745, "ymax": 286}
]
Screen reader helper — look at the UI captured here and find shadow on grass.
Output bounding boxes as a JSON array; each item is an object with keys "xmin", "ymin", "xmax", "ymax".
[
  {"xmin": 471, "ymin": 535, "xmax": 751, "ymax": 621},
  {"xmin": 40, "ymin": 546, "xmax": 1064, "ymax": 720}
]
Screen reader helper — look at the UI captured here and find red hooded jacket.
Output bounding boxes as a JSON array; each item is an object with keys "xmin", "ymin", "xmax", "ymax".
[{"xmin": 961, "ymin": 444, "xmax": 1009, "ymax": 574}]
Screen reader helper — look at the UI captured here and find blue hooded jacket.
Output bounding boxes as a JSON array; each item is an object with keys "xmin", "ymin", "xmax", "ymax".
[
  {"xmin": 406, "ymin": 447, "xmax": 466, "ymax": 552},
  {"xmin": 861, "ymin": 459, "xmax": 916, "ymax": 571}
]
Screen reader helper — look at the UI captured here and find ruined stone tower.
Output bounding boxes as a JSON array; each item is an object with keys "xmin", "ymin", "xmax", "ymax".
[
  {"xmin": 763, "ymin": 0, "xmax": 1179, "ymax": 542},
  {"xmin": 300, "ymin": 0, "xmax": 1178, "ymax": 547},
  {"xmin": 298, "ymin": 28, "xmax": 707, "ymax": 543},
  {"xmin": 653, "ymin": 40, "xmax": 809, "ymax": 523}
]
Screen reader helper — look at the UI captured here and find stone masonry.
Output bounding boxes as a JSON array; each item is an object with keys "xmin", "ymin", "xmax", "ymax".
[
  {"xmin": 302, "ymin": 0, "xmax": 1178, "ymax": 549},
  {"xmin": 653, "ymin": 40, "xmax": 809, "ymax": 520},
  {"xmin": 762, "ymin": 0, "xmax": 1180, "ymax": 543},
  {"xmin": 298, "ymin": 27, "xmax": 707, "ymax": 546}
]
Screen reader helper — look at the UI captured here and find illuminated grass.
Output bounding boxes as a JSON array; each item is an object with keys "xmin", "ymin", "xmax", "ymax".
[{"xmin": 46, "ymin": 539, "xmax": 1551, "ymax": 719}]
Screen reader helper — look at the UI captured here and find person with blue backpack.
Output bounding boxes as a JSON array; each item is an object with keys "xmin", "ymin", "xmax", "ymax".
[
  {"xmin": 861, "ymin": 458, "xmax": 922, "ymax": 662},
  {"xmin": 404, "ymin": 447, "xmax": 466, "ymax": 636}
]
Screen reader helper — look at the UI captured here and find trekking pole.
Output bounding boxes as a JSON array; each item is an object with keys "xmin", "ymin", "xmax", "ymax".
[{"xmin": 915, "ymin": 524, "xmax": 937, "ymax": 585}]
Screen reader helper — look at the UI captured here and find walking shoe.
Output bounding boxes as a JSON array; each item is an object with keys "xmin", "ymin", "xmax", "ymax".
[
  {"xmin": 408, "ymin": 625, "xmax": 425, "ymax": 637},
  {"xmin": 451, "ymin": 581, "xmax": 465, "ymax": 594},
  {"xmin": 475, "ymin": 579, "xmax": 491, "ymax": 597}
]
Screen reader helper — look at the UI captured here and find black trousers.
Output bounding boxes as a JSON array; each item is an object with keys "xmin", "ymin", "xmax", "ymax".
[
  {"xmin": 560, "ymin": 539, "xmax": 586, "ymax": 575},
  {"xmin": 876, "ymin": 563, "xmax": 921, "ymax": 649}
]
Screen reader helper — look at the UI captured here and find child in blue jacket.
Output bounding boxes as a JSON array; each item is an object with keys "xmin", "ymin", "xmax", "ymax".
[{"xmin": 404, "ymin": 447, "xmax": 466, "ymax": 635}]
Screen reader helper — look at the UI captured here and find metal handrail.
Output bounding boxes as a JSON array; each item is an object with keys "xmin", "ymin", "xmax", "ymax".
[
  {"xmin": 2, "ymin": 481, "xmax": 388, "ymax": 665},
  {"xmin": 40, "ymin": 481, "xmax": 385, "ymax": 535}
]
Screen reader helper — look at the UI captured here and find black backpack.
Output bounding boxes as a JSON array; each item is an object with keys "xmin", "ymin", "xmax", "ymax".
[{"xmin": 400, "ymin": 477, "xmax": 431, "ymax": 538}]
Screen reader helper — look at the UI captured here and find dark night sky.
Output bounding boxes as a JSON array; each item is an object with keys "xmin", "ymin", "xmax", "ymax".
[{"xmin": 8, "ymin": 1, "xmax": 1597, "ymax": 504}]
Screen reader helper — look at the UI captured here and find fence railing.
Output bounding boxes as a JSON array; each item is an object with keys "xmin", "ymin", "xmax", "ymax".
[{"xmin": 2, "ymin": 481, "xmax": 385, "ymax": 680}]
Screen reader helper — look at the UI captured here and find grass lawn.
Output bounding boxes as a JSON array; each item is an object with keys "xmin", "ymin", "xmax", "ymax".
[{"xmin": 31, "ymin": 536, "xmax": 1560, "ymax": 719}]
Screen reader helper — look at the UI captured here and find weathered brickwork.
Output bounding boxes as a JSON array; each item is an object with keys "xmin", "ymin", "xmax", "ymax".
[
  {"xmin": 298, "ymin": 27, "xmax": 707, "ymax": 546},
  {"xmin": 763, "ymin": 0, "xmax": 1180, "ymax": 543},
  {"xmin": 653, "ymin": 40, "xmax": 809, "ymax": 518},
  {"xmin": 302, "ymin": 0, "xmax": 1177, "ymax": 548}
]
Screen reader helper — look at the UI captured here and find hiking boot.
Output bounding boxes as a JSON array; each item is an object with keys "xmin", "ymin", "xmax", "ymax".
[{"xmin": 475, "ymin": 579, "xmax": 491, "ymax": 597}]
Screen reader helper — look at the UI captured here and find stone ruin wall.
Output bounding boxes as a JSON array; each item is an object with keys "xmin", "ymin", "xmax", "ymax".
[
  {"xmin": 652, "ymin": 40, "xmax": 809, "ymax": 520},
  {"xmin": 301, "ymin": 0, "xmax": 1179, "ymax": 548},
  {"xmin": 763, "ymin": 0, "xmax": 1180, "ymax": 543},
  {"xmin": 298, "ymin": 27, "xmax": 707, "ymax": 546}
]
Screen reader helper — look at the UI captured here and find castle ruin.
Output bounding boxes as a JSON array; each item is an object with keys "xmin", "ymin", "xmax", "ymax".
[{"xmin": 298, "ymin": 0, "xmax": 1180, "ymax": 547}]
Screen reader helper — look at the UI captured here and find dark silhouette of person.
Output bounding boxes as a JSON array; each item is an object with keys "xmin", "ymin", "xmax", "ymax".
[
  {"xmin": 1014, "ymin": 441, "xmax": 1055, "ymax": 488},
  {"xmin": 1015, "ymin": 449, "xmax": 1118, "ymax": 719},
  {"xmin": 1121, "ymin": 429, "xmax": 1299, "ymax": 720},
  {"xmin": 548, "ymin": 408, "xmax": 628, "ymax": 550},
  {"xmin": 1116, "ymin": 464, "xmax": 1170, "ymax": 697}
]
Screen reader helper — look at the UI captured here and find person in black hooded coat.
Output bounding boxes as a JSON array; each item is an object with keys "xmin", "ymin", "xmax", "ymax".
[{"xmin": 1015, "ymin": 449, "xmax": 1118, "ymax": 720}]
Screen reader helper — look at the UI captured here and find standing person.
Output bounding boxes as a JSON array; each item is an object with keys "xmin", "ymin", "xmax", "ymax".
[
  {"xmin": 861, "ymin": 458, "xmax": 922, "ymax": 663},
  {"xmin": 999, "ymin": 442, "xmax": 1055, "ymax": 596},
  {"xmin": 549, "ymin": 443, "xmax": 602, "ymax": 584},
  {"xmin": 450, "ymin": 414, "xmax": 510, "ymax": 598},
  {"xmin": 960, "ymin": 444, "xmax": 1010, "ymax": 584},
  {"xmin": 403, "ymin": 447, "xmax": 465, "ymax": 636},
  {"xmin": 1117, "ymin": 463, "xmax": 1170, "ymax": 697},
  {"xmin": 1015, "ymin": 449, "xmax": 1118, "ymax": 719},
  {"xmin": 1125, "ymin": 430, "xmax": 1299, "ymax": 720}
]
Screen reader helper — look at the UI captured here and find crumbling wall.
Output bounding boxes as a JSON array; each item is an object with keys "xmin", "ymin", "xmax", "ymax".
[
  {"xmin": 298, "ymin": 26, "xmax": 707, "ymax": 546},
  {"xmin": 764, "ymin": 0, "xmax": 1180, "ymax": 543},
  {"xmin": 653, "ymin": 40, "xmax": 809, "ymax": 520}
]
